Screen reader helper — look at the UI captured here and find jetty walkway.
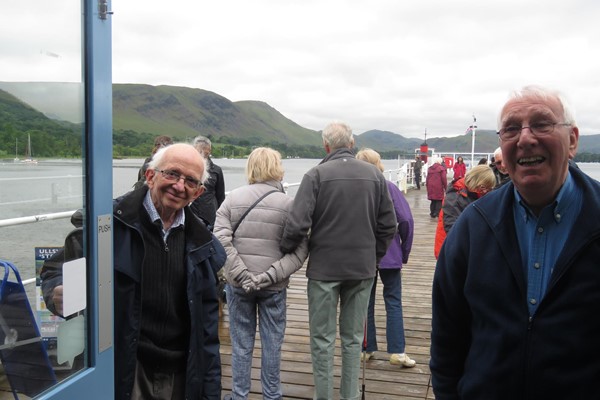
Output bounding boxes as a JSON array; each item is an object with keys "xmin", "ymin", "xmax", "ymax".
[{"xmin": 219, "ymin": 188, "xmax": 437, "ymax": 399}]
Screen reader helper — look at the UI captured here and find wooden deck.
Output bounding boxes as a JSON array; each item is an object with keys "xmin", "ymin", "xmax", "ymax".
[{"xmin": 219, "ymin": 188, "xmax": 437, "ymax": 399}]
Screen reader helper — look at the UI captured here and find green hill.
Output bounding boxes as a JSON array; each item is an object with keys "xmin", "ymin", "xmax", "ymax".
[
  {"xmin": 0, "ymin": 89, "xmax": 81, "ymax": 158},
  {"xmin": 578, "ymin": 135, "xmax": 600, "ymax": 153},
  {"xmin": 355, "ymin": 130, "xmax": 421, "ymax": 152},
  {"xmin": 427, "ymin": 130, "xmax": 501, "ymax": 153},
  {"xmin": 113, "ymin": 84, "xmax": 322, "ymax": 146},
  {"xmin": 356, "ymin": 128, "xmax": 502, "ymax": 156}
]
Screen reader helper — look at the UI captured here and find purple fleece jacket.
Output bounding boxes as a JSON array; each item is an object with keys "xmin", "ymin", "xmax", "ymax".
[{"xmin": 379, "ymin": 180, "xmax": 414, "ymax": 268}]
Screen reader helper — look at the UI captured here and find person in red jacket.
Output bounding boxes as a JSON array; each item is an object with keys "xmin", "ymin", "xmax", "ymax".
[
  {"xmin": 426, "ymin": 157, "xmax": 447, "ymax": 218},
  {"xmin": 433, "ymin": 165, "xmax": 496, "ymax": 259},
  {"xmin": 452, "ymin": 156, "xmax": 467, "ymax": 180}
]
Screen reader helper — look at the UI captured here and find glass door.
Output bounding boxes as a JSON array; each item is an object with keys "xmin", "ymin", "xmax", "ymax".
[{"xmin": 0, "ymin": 1, "xmax": 113, "ymax": 398}]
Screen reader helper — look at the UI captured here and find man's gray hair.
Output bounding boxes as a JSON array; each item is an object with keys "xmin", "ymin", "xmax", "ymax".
[
  {"xmin": 149, "ymin": 143, "xmax": 209, "ymax": 184},
  {"xmin": 498, "ymin": 85, "xmax": 577, "ymax": 129},
  {"xmin": 322, "ymin": 122, "xmax": 354, "ymax": 150},
  {"xmin": 493, "ymin": 147, "xmax": 502, "ymax": 158},
  {"xmin": 193, "ymin": 135, "xmax": 212, "ymax": 150}
]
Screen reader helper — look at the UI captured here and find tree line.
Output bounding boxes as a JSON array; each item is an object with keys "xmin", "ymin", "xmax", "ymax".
[
  {"xmin": 2, "ymin": 123, "xmax": 600, "ymax": 162},
  {"xmin": 112, "ymin": 130, "xmax": 328, "ymax": 159},
  {"xmin": 0, "ymin": 121, "xmax": 327, "ymax": 159}
]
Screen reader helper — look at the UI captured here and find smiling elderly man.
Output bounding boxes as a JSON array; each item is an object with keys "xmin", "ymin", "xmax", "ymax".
[
  {"xmin": 113, "ymin": 143, "xmax": 226, "ymax": 400},
  {"xmin": 431, "ymin": 86, "xmax": 600, "ymax": 399}
]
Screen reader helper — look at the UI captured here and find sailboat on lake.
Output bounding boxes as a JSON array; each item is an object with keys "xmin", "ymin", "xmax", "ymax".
[
  {"xmin": 13, "ymin": 138, "xmax": 19, "ymax": 162},
  {"xmin": 21, "ymin": 134, "xmax": 38, "ymax": 164}
]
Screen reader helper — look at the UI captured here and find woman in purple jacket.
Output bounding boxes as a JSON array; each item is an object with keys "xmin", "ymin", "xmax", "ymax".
[{"xmin": 356, "ymin": 149, "xmax": 416, "ymax": 367}]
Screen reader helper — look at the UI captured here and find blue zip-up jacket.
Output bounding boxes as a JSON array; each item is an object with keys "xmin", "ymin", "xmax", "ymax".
[
  {"xmin": 431, "ymin": 166, "xmax": 600, "ymax": 399},
  {"xmin": 113, "ymin": 186, "xmax": 226, "ymax": 400}
]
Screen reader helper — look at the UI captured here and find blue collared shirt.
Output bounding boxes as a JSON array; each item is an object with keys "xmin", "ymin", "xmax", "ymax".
[
  {"xmin": 513, "ymin": 173, "xmax": 582, "ymax": 316},
  {"xmin": 143, "ymin": 191, "xmax": 185, "ymax": 243}
]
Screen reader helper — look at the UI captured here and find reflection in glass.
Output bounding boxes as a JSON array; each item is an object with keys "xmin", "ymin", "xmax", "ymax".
[{"xmin": 0, "ymin": 0, "xmax": 87, "ymax": 397}]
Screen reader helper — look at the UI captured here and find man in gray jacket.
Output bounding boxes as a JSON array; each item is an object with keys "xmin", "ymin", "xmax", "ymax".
[{"xmin": 280, "ymin": 121, "xmax": 396, "ymax": 400}]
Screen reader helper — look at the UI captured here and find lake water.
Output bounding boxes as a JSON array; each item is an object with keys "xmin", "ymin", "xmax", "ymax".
[
  {"xmin": 112, "ymin": 157, "xmax": 410, "ymax": 198},
  {"xmin": 1, "ymin": 158, "xmax": 600, "ymax": 282}
]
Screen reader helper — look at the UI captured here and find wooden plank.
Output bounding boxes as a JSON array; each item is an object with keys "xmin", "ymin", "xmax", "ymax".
[{"xmin": 219, "ymin": 188, "xmax": 437, "ymax": 399}]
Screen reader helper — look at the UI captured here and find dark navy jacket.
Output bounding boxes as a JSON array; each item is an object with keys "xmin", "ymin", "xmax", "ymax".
[
  {"xmin": 431, "ymin": 166, "xmax": 600, "ymax": 399},
  {"xmin": 113, "ymin": 187, "xmax": 226, "ymax": 400},
  {"xmin": 190, "ymin": 159, "xmax": 225, "ymax": 228}
]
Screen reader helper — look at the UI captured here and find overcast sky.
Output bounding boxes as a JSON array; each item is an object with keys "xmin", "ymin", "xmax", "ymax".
[
  {"xmin": 3, "ymin": 1, "xmax": 600, "ymax": 139},
  {"xmin": 110, "ymin": 0, "xmax": 600, "ymax": 138}
]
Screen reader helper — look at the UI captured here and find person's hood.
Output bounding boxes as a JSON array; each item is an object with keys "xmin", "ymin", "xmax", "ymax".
[
  {"xmin": 452, "ymin": 177, "xmax": 466, "ymax": 192},
  {"xmin": 428, "ymin": 163, "xmax": 446, "ymax": 172}
]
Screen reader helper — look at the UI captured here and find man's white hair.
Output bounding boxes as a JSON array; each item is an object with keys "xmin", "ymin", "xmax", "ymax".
[
  {"xmin": 322, "ymin": 122, "xmax": 354, "ymax": 150},
  {"xmin": 498, "ymin": 85, "xmax": 577, "ymax": 129}
]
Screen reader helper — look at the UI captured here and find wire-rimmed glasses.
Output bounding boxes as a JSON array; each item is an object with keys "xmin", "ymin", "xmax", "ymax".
[
  {"xmin": 497, "ymin": 122, "xmax": 571, "ymax": 141},
  {"xmin": 154, "ymin": 169, "xmax": 203, "ymax": 189}
]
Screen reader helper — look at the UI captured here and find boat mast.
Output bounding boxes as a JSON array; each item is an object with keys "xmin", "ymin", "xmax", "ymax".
[{"xmin": 469, "ymin": 114, "xmax": 477, "ymax": 169}]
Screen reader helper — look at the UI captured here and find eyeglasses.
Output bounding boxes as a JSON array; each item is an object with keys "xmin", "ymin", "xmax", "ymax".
[
  {"xmin": 154, "ymin": 169, "xmax": 203, "ymax": 189},
  {"xmin": 497, "ymin": 122, "xmax": 571, "ymax": 141}
]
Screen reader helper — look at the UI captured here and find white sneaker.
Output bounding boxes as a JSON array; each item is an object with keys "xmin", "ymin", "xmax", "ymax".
[
  {"xmin": 360, "ymin": 351, "xmax": 374, "ymax": 361},
  {"xmin": 389, "ymin": 353, "xmax": 416, "ymax": 368}
]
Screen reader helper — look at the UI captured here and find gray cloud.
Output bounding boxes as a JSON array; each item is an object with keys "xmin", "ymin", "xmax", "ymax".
[{"xmin": 63, "ymin": 1, "xmax": 600, "ymax": 136}]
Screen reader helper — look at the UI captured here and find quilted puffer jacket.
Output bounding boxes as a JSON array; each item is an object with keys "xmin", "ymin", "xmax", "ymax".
[{"xmin": 214, "ymin": 180, "xmax": 308, "ymax": 291}]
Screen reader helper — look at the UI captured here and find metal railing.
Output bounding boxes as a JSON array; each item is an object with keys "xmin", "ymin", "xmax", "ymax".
[
  {"xmin": 0, "ymin": 210, "xmax": 78, "ymax": 228},
  {"xmin": 0, "ymin": 165, "xmax": 411, "ymax": 228},
  {"xmin": 1, "ymin": 164, "xmax": 411, "ymax": 289}
]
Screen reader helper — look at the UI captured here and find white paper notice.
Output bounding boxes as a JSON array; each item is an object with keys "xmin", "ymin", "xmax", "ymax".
[{"xmin": 62, "ymin": 257, "xmax": 87, "ymax": 316}]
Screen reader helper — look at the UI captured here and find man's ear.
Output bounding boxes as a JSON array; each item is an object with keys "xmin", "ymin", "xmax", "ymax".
[
  {"xmin": 568, "ymin": 126, "xmax": 579, "ymax": 159},
  {"xmin": 145, "ymin": 168, "xmax": 156, "ymax": 188}
]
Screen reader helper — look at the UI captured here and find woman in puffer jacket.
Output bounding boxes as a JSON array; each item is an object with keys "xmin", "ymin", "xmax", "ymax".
[
  {"xmin": 433, "ymin": 165, "xmax": 496, "ymax": 259},
  {"xmin": 214, "ymin": 147, "xmax": 308, "ymax": 400}
]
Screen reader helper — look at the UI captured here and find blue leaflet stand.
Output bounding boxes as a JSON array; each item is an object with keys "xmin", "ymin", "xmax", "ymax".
[{"xmin": 0, "ymin": 260, "xmax": 56, "ymax": 399}]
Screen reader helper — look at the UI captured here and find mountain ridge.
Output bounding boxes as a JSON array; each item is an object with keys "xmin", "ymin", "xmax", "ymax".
[{"xmin": 2, "ymin": 82, "xmax": 600, "ymax": 156}]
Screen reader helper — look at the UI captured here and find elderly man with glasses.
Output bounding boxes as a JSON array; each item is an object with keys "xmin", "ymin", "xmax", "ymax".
[
  {"xmin": 113, "ymin": 143, "xmax": 226, "ymax": 400},
  {"xmin": 431, "ymin": 85, "xmax": 600, "ymax": 399}
]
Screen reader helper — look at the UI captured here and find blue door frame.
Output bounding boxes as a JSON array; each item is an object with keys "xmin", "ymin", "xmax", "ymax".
[{"xmin": 40, "ymin": 0, "xmax": 114, "ymax": 398}]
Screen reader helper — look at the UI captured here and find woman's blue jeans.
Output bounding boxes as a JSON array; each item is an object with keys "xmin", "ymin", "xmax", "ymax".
[
  {"xmin": 225, "ymin": 284, "xmax": 287, "ymax": 400},
  {"xmin": 365, "ymin": 268, "xmax": 406, "ymax": 354}
]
